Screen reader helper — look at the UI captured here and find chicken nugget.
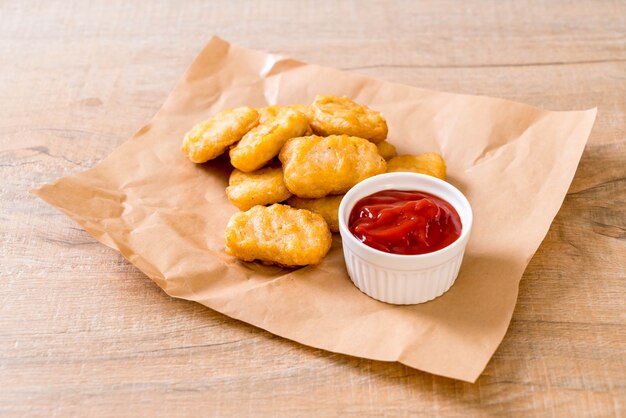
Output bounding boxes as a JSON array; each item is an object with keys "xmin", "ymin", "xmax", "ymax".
[
  {"xmin": 226, "ymin": 167, "xmax": 292, "ymax": 211},
  {"xmin": 386, "ymin": 153, "xmax": 447, "ymax": 180},
  {"xmin": 182, "ymin": 106, "xmax": 259, "ymax": 163},
  {"xmin": 258, "ymin": 105, "xmax": 282, "ymax": 124},
  {"xmin": 258, "ymin": 104, "xmax": 314, "ymax": 124},
  {"xmin": 279, "ymin": 135, "xmax": 387, "ymax": 198},
  {"xmin": 376, "ymin": 141, "xmax": 397, "ymax": 160},
  {"xmin": 225, "ymin": 204, "xmax": 332, "ymax": 266},
  {"xmin": 230, "ymin": 107, "xmax": 310, "ymax": 172},
  {"xmin": 290, "ymin": 104, "xmax": 314, "ymax": 121},
  {"xmin": 287, "ymin": 195, "xmax": 343, "ymax": 233},
  {"xmin": 310, "ymin": 95, "xmax": 388, "ymax": 143}
]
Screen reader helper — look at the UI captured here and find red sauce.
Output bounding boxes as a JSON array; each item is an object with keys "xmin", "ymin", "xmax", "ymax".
[{"xmin": 348, "ymin": 189, "xmax": 462, "ymax": 255}]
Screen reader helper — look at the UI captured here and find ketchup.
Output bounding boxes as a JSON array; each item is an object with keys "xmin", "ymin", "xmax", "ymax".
[{"xmin": 348, "ymin": 190, "xmax": 462, "ymax": 255}]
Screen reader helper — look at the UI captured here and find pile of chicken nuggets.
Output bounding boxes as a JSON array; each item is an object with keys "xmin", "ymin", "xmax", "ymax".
[{"xmin": 182, "ymin": 95, "xmax": 447, "ymax": 267}]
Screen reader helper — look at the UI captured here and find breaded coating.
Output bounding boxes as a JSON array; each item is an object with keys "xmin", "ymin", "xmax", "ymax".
[
  {"xmin": 182, "ymin": 107, "xmax": 259, "ymax": 163},
  {"xmin": 310, "ymin": 95, "xmax": 388, "ymax": 143},
  {"xmin": 259, "ymin": 104, "xmax": 314, "ymax": 124},
  {"xmin": 230, "ymin": 107, "xmax": 310, "ymax": 172},
  {"xmin": 279, "ymin": 135, "xmax": 387, "ymax": 198},
  {"xmin": 386, "ymin": 153, "xmax": 447, "ymax": 180},
  {"xmin": 226, "ymin": 167, "xmax": 292, "ymax": 211},
  {"xmin": 225, "ymin": 204, "xmax": 332, "ymax": 266},
  {"xmin": 376, "ymin": 141, "xmax": 397, "ymax": 160},
  {"xmin": 287, "ymin": 195, "xmax": 343, "ymax": 233},
  {"xmin": 258, "ymin": 105, "xmax": 282, "ymax": 124},
  {"xmin": 290, "ymin": 104, "xmax": 314, "ymax": 121}
]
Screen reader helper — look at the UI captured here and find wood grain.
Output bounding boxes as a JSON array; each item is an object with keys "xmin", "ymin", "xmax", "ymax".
[{"xmin": 1, "ymin": 0, "xmax": 624, "ymax": 416}]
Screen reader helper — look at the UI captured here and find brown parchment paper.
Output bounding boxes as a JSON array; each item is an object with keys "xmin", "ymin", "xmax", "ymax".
[{"xmin": 34, "ymin": 37, "xmax": 597, "ymax": 382}]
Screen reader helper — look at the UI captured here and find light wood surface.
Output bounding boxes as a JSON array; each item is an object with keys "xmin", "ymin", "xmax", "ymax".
[{"xmin": 1, "ymin": 1, "xmax": 624, "ymax": 416}]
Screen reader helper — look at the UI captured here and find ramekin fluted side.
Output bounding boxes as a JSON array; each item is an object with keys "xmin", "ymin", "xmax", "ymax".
[{"xmin": 342, "ymin": 241, "xmax": 464, "ymax": 304}]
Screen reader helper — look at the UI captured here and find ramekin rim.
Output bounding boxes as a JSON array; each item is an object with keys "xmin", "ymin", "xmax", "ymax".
[{"xmin": 338, "ymin": 172, "xmax": 473, "ymax": 262}]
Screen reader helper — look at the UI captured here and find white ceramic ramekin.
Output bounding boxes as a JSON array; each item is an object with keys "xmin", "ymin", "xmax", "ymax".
[{"xmin": 338, "ymin": 172, "xmax": 473, "ymax": 305}]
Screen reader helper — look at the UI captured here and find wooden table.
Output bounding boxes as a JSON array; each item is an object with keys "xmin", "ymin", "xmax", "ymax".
[{"xmin": 1, "ymin": 1, "xmax": 624, "ymax": 416}]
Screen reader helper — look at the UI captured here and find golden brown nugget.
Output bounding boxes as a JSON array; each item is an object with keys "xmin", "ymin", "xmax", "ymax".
[
  {"xmin": 226, "ymin": 167, "xmax": 292, "ymax": 211},
  {"xmin": 310, "ymin": 95, "xmax": 388, "ymax": 143},
  {"xmin": 258, "ymin": 104, "xmax": 314, "ymax": 124},
  {"xmin": 230, "ymin": 107, "xmax": 310, "ymax": 172},
  {"xmin": 182, "ymin": 107, "xmax": 259, "ymax": 163},
  {"xmin": 376, "ymin": 141, "xmax": 397, "ymax": 160},
  {"xmin": 258, "ymin": 105, "xmax": 281, "ymax": 124},
  {"xmin": 279, "ymin": 135, "xmax": 387, "ymax": 198},
  {"xmin": 258, "ymin": 105, "xmax": 313, "ymax": 138},
  {"xmin": 290, "ymin": 104, "xmax": 314, "ymax": 121},
  {"xmin": 287, "ymin": 195, "xmax": 343, "ymax": 233},
  {"xmin": 386, "ymin": 153, "xmax": 447, "ymax": 180},
  {"xmin": 225, "ymin": 204, "xmax": 332, "ymax": 266}
]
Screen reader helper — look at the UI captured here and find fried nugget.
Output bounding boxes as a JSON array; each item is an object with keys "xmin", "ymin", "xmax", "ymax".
[
  {"xmin": 287, "ymin": 195, "xmax": 343, "ymax": 233},
  {"xmin": 376, "ymin": 141, "xmax": 397, "ymax": 160},
  {"xmin": 258, "ymin": 104, "xmax": 314, "ymax": 124},
  {"xmin": 386, "ymin": 153, "xmax": 447, "ymax": 180},
  {"xmin": 230, "ymin": 107, "xmax": 310, "ymax": 172},
  {"xmin": 258, "ymin": 105, "xmax": 282, "ymax": 124},
  {"xmin": 226, "ymin": 167, "xmax": 292, "ymax": 211},
  {"xmin": 182, "ymin": 107, "xmax": 259, "ymax": 163},
  {"xmin": 310, "ymin": 95, "xmax": 388, "ymax": 143},
  {"xmin": 279, "ymin": 135, "xmax": 387, "ymax": 198},
  {"xmin": 290, "ymin": 104, "xmax": 314, "ymax": 121},
  {"xmin": 225, "ymin": 204, "xmax": 332, "ymax": 266}
]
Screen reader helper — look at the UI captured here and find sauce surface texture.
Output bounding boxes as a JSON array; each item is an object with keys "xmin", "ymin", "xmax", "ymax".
[{"xmin": 348, "ymin": 189, "xmax": 462, "ymax": 255}]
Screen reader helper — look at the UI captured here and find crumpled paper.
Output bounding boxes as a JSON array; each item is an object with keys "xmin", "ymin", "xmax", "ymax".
[{"xmin": 34, "ymin": 36, "xmax": 596, "ymax": 382}]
